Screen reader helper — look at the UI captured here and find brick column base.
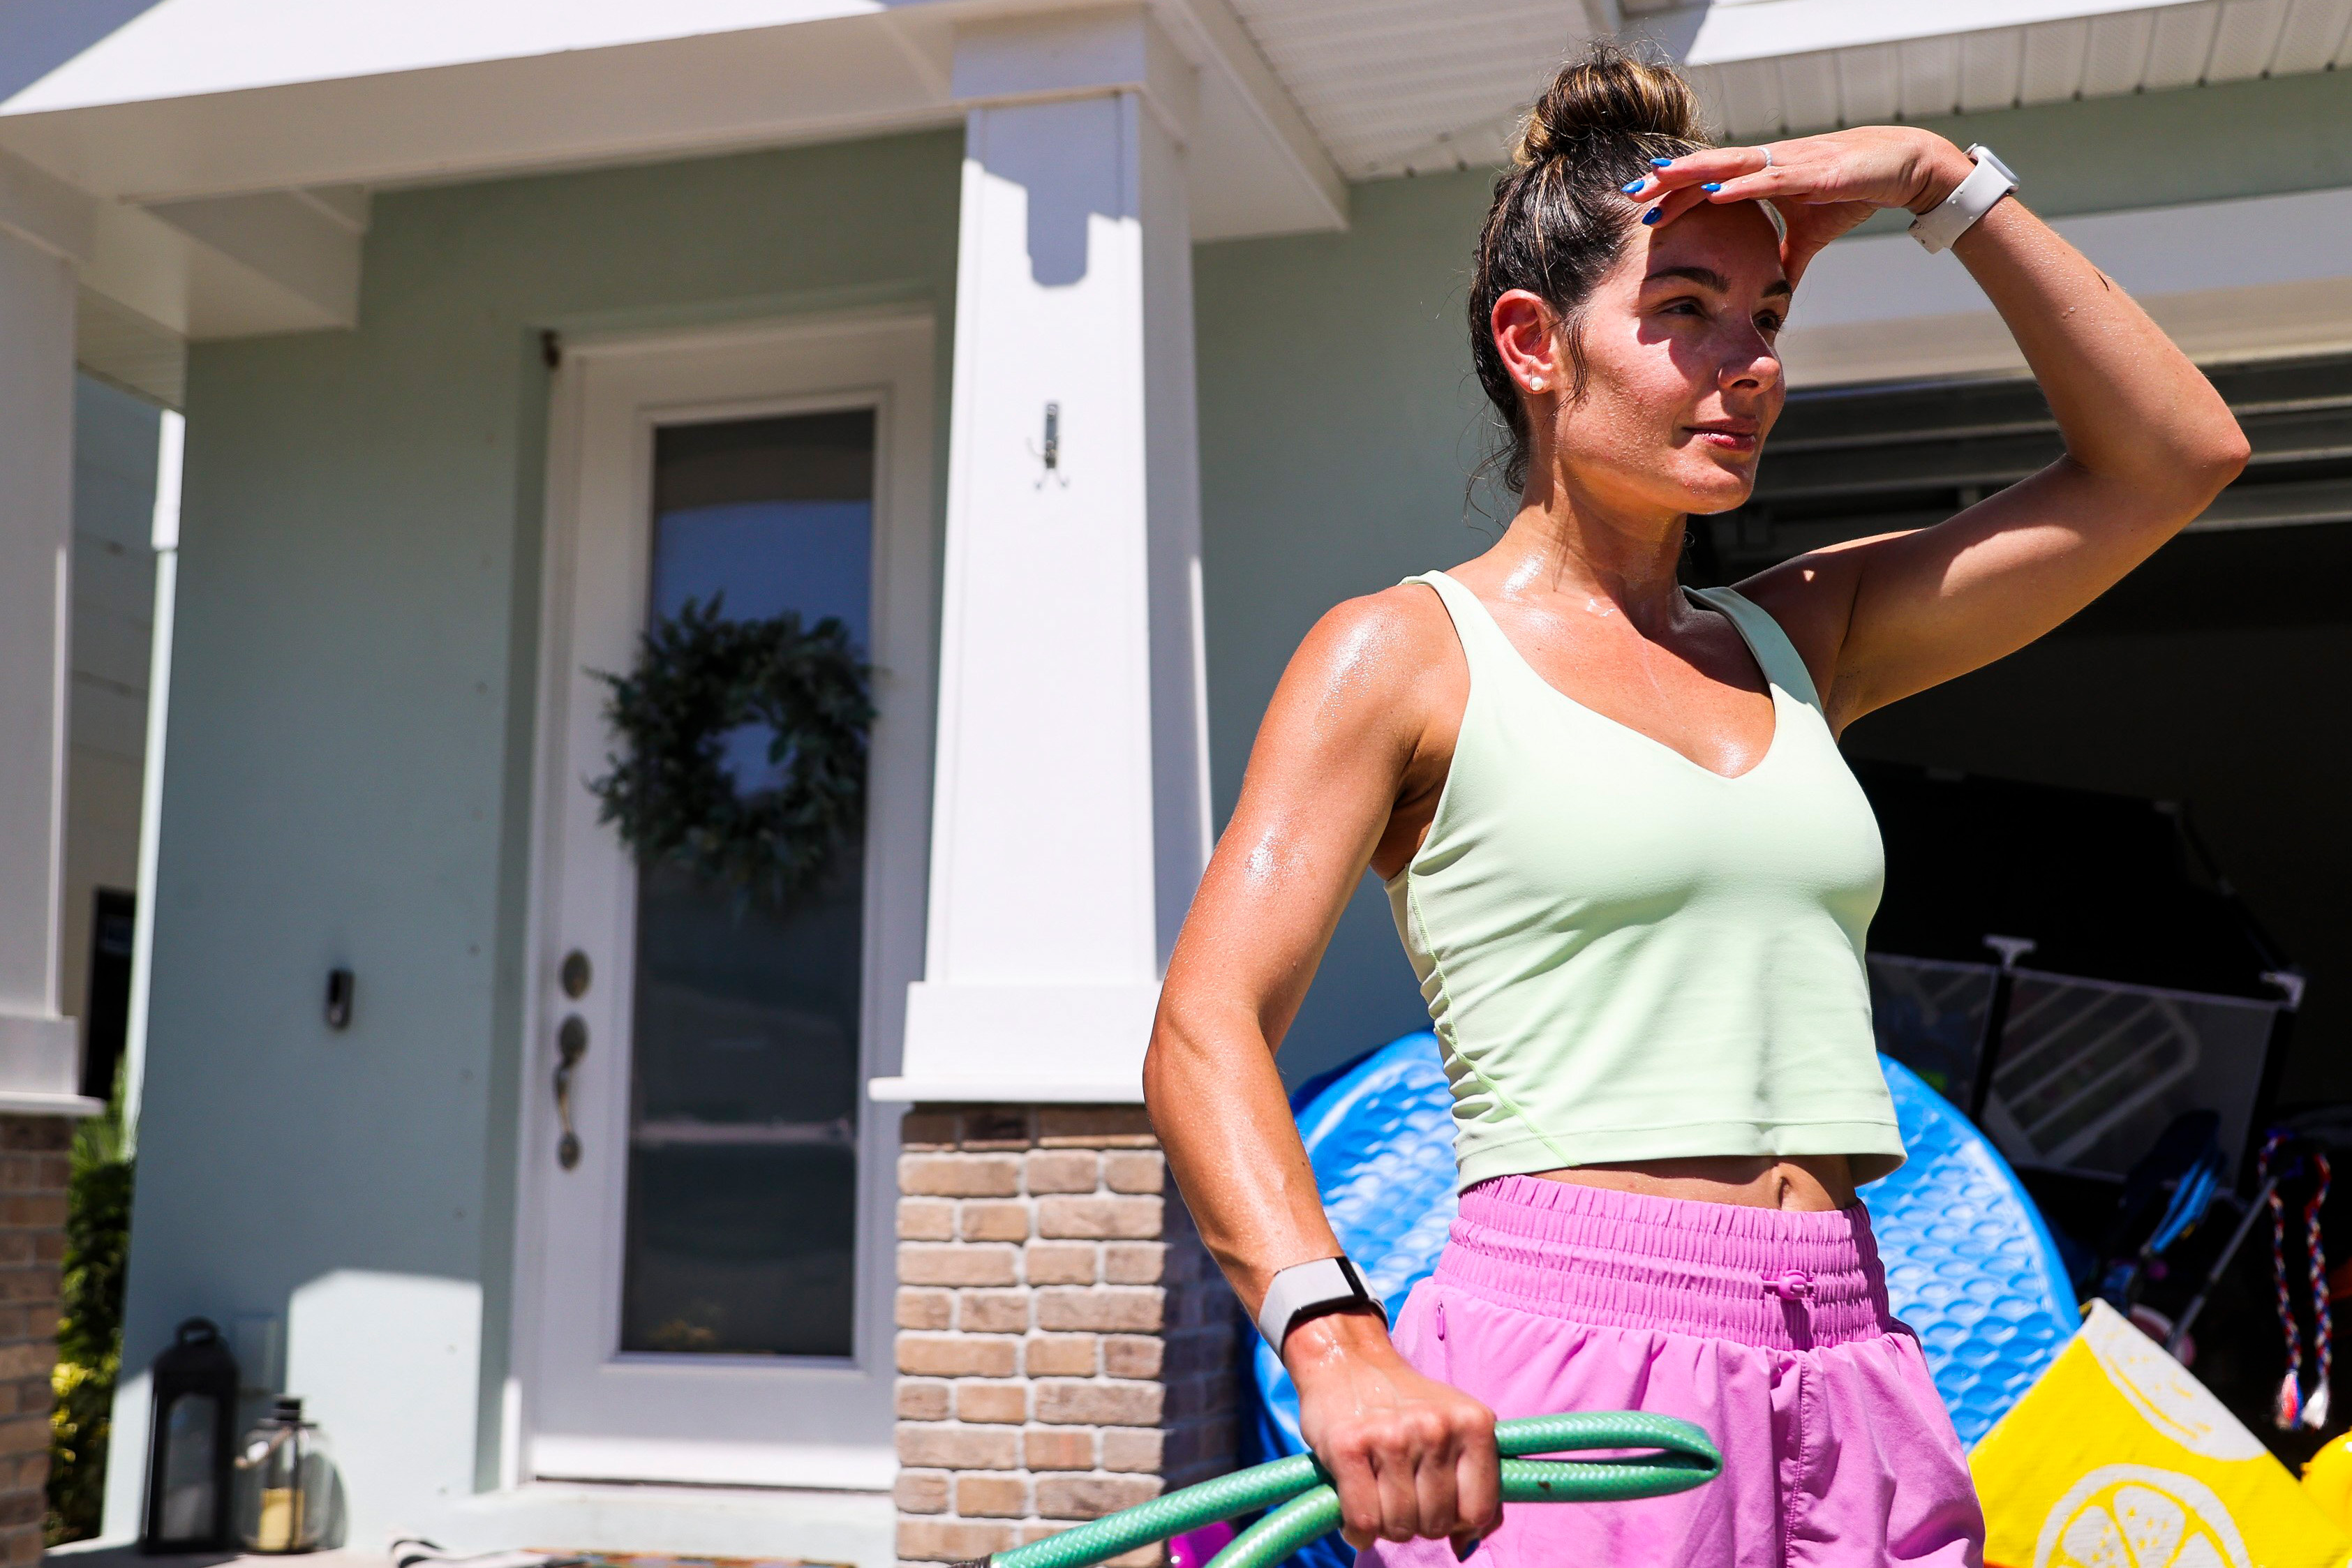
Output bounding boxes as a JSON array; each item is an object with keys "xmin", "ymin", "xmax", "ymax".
[
  {"xmin": 0, "ymin": 1115, "xmax": 70, "ymax": 1566},
  {"xmin": 893, "ymin": 1105, "xmax": 1240, "ymax": 1568}
]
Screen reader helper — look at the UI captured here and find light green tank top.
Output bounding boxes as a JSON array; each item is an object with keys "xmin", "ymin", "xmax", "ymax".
[{"xmin": 1386, "ymin": 572, "xmax": 1905, "ymax": 1190}]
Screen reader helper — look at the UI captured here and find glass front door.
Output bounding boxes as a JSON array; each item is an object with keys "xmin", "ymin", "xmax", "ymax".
[
  {"xmin": 623, "ymin": 411, "xmax": 876, "ymax": 1360},
  {"xmin": 527, "ymin": 315, "xmax": 932, "ymax": 1491}
]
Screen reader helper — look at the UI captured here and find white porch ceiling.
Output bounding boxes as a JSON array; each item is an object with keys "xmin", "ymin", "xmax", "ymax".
[
  {"xmin": 1683, "ymin": 0, "xmax": 2352, "ymax": 142},
  {"xmin": 1220, "ymin": 0, "xmax": 2352, "ymax": 179},
  {"xmin": 1220, "ymin": 0, "xmax": 1615, "ymax": 178}
]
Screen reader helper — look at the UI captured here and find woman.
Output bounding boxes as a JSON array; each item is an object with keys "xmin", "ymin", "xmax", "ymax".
[{"xmin": 1142, "ymin": 42, "xmax": 2247, "ymax": 1568}]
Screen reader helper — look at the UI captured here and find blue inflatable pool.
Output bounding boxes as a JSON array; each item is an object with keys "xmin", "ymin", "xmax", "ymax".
[{"xmin": 1245, "ymin": 1033, "xmax": 2077, "ymax": 1564}]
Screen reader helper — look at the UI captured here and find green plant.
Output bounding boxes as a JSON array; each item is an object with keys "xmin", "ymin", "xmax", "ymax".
[
  {"xmin": 587, "ymin": 596, "xmax": 874, "ymax": 907},
  {"xmin": 47, "ymin": 1095, "xmax": 132, "ymax": 1545}
]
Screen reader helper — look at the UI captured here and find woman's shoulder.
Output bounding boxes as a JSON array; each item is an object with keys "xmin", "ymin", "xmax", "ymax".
[
  {"xmin": 1273, "ymin": 580, "xmax": 1468, "ymax": 732},
  {"xmin": 1319, "ymin": 576, "xmax": 1457, "ymax": 635},
  {"xmin": 1297, "ymin": 579, "xmax": 1461, "ymax": 674}
]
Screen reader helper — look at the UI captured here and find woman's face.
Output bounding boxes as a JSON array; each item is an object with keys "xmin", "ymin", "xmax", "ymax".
[{"xmin": 1505, "ymin": 200, "xmax": 1789, "ymax": 521}]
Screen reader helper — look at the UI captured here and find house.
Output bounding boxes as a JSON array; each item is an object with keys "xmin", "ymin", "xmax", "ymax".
[{"xmin": 0, "ymin": 2, "xmax": 2347, "ymax": 1565}]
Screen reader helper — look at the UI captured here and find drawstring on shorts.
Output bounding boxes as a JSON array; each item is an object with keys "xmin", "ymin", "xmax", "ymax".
[{"xmin": 1764, "ymin": 1269, "xmax": 1817, "ymax": 1347}]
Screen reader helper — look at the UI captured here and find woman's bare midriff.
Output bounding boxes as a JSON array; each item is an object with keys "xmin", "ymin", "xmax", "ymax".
[{"xmin": 1533, "ymin": 1152, "xmax": 1858, "ymax": 1211}]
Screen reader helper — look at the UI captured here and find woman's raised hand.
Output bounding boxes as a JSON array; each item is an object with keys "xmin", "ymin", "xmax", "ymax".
[
  {"xmin": 1623, "ymin": 127, "xmax": 1977, "ymax": 286},
  {"xmin": 1286, "ymin": 1309, "xmax": 1502, "ymax": 1555}
]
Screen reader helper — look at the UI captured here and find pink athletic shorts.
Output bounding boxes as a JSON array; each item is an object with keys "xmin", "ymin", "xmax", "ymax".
[{"xmin": 1357, "ymin": 1176, "xmax": 1986, "ymax": 1568}]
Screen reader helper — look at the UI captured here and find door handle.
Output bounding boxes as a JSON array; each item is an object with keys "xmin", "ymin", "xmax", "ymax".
[{"xmin": 554, "ymin": 1014, "xmax": 588, "ymax": 1170}]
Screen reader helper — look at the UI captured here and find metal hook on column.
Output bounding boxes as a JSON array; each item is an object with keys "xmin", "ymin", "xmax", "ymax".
[{"xmin": 1030, "ymin": 401, "xmax": 1070, "ymax": 488}]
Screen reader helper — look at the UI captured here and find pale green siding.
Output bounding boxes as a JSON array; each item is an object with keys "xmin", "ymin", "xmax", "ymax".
[
  {"xmin": 1196, "ymin": 170, "xmax": 1499, "ymax": 1084},
  {"xmin": 114, "ymin": 130, "xmax": 962, "ymax": 1544}
]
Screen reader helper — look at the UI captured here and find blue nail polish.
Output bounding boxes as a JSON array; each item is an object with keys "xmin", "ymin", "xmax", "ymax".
[
  {"xmin": 1702, "ymin": 182, "xmax": 1722, "ymax": 193},
  {"xmin": 1649, "ymin": 156, "xmax": 1674, "ymax": 167},
  {"xmin": 1642, "ymin": 207, "xmax": 1662, "ymax": 225},
  {"xmin": 1454, "ymin": 1537, "xmax": 1481, "ymax": 1562},
  {"xmin": 1621, "ymin": 179, "xmax": 1645, "ymax": 193}
]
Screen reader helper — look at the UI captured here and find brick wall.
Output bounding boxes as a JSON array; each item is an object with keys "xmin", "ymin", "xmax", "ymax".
[
  {"xmin": 893, "ymin": 1106, "xmax": 1240, "ymax": 1568},
  {"xmin": 0, "ymin": 1116, "xmax": 70, "ymax": 1567}
]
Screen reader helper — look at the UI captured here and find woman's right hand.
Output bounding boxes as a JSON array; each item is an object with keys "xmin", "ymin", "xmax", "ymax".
[
  {"xmin": 1625, "ymin": 126, "xmax": 1977, "ymax": 288},
  {"xmin": 1285, "ymin": 1308, "xmax": 1501, "ymax": 1555}
]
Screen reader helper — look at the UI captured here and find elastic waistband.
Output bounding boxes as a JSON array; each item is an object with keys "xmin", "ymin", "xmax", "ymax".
[{"xmin": 1434, "ymin": 1175, "xmax": 1900, "ymax": 1351}]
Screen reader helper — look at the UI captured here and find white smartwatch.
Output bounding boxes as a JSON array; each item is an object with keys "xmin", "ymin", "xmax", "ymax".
[
  {"xmin": 1909, "ymin": 144, "xmax": 2017, "ymax": 254},
  {"xmin": 1256, "ymin": 1256, "xmax": 1383, "ymax": 1351}
]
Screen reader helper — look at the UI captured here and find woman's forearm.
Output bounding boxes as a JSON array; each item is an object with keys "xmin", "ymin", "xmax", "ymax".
[
  {"xmin": 1143, "ymin": 999, "xmax": 1350, "ymax": 1315},
  {"xmin": 1953, "ymin": 196, "xmax": 2249, "ymax": 507}
]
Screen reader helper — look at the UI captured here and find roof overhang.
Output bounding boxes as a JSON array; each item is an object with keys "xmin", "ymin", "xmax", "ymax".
[
  {"xmin": 0, "ymin": 0, "xmax": 1347, "ymax": 396},
  {"xmin": 0, "ymin": 0, "xmax": 1343, "ymax": 234},
  {"xmin": 8, "ymin": 0, "xmax": 2346, "ymax": 403}
]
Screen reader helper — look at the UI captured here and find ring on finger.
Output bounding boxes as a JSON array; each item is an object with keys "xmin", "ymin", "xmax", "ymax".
[{"xmin": 1759, "ymin": 146, "xmax": 1773, "ymax": 168}]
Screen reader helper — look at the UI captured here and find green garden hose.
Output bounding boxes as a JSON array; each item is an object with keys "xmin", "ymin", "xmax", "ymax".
[{"xmin": 973, "ymin": 1410, "xmax": 1721, "ymax": 1568}]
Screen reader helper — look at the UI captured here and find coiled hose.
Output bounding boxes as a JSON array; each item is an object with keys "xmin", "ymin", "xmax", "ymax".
[{"xmin": 972, "ymin": 1410, "xmax": 1720, "ymax": 1568}]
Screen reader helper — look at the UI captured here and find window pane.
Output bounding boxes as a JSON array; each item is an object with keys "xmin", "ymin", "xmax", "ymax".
[{"xmin": 620, "ymin": 409, "xmax": 874, "ymax": 1358}]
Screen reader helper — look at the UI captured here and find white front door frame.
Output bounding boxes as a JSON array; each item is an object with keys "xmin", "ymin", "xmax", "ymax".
[{"xmin": 511, "ymin": 308, "xmax": 935, "ymax": 1493}]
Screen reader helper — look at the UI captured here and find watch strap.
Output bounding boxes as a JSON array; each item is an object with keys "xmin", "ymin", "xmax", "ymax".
[
  {"xmin": 1910, "ymin": 144, "xmax": 2016, "ymax": 254},
  {"xmin": 1256, "ymin": 1255, "xmax": 1381, "ymax": 1350}
]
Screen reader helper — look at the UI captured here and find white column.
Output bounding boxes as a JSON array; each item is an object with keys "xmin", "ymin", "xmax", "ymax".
[
  {"xmin": 879, "ymin": 8, "xmax": 1209, "ymax": 1103},
  {"xmin": 0, "ymin": 156, "xmax": 97, "ymax": 1110}
]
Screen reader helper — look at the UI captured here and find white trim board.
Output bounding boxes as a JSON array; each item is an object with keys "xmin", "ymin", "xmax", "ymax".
[
  {"xmin": 530, "ymin": 1436, "xmax": 895, "ymax": 1491},
  {"xmin": 1783, "ymin": 184, "xmax": 2352, "ymax": 387},
  {"xmin": 1676, "ymin": 0, "xmax": 2219, "ymax": 66},
  {"xmin": 868, "ymin": 1077, "xmax": 1147, "ymax": 1103},
  {"xmin": 0, "ymin": 1092, "xmax": 102, "ymax": 1117},
  {"xmin": 429, "ymin": 1479, "xmax": 893, "ymax": 1567}
]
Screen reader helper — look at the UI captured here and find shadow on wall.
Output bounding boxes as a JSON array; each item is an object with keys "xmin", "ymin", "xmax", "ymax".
[{"xmin": 972, "ymin": 94, "xmax": 1129, "ymax": 288}]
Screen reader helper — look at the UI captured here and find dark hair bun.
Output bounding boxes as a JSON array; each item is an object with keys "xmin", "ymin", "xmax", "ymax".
[
  {"xmin": 1473, "ymin": 43, "xmax": 1713, "ymax": 494},
  {"xmin": 1514, "ymin": 40, "xmax": 1705, "ymax": 166}
]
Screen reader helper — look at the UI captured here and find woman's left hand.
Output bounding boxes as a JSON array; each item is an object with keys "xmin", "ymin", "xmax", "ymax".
[{"xmin": 1625, "ymin": 128, "xmax": 1977, "ymax": 286}]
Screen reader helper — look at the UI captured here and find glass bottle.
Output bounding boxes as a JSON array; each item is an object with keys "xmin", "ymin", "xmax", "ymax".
[{"xmin": 232, "ymin": 1398, "xmax": 334, "ymax": 1553}]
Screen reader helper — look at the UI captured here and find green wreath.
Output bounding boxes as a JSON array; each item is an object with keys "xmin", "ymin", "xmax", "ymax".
[{"xmin": 588, "ymin": 595, "xmax": 874, "ymax": 906}]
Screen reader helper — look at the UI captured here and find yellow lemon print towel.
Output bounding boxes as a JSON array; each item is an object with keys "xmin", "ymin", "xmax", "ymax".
[{"xmin": 1972, "ymin": 1299, "xmax": 2352, "ymax": 1568}]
